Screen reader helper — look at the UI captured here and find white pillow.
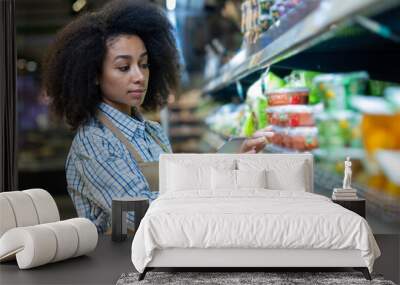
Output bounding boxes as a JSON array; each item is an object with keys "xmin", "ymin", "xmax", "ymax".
[
  {"xmin": 167, "ymin": 163, "xmax": 211, "ymax": 191},
  {"xmin": 211, "ymin": 168, "xmax": 236, "ymax": 190},
  {"xmin": 237, "ymin": 159, "xmax": 308, "ymax": 191},
  {"xmin": 236, "ymin": 169, "xmax": 267, "ymax": 189},
  {"xmin": 267, "ymin": 167, "xmax": 306, "ymax": 191}
]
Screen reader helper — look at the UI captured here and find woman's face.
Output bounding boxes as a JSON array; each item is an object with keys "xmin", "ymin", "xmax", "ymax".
[{"xmin": 99, "ymin": 34, "xmax": 149, "ymax": 114}]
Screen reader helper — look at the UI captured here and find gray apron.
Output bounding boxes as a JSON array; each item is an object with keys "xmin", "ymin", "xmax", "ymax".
[{"xmin": 97, "ymin": 111, "xmax": 169, "ymax": 192}]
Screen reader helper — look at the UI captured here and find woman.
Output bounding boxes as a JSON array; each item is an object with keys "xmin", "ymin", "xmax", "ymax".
[{"xmin": 43, "ymin": 0, "xmax": 269, "ymax": 232}]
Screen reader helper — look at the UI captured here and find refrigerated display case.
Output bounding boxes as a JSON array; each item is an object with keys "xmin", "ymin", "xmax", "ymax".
[{"xmin": 201, "ymin": 0, "xmax": 400, "ymax": 232}]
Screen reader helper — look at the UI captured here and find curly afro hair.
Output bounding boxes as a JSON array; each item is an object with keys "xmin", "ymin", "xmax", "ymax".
[{"xmin": 43, "ymin": 0, "xmax": 180, "ymax": 130}]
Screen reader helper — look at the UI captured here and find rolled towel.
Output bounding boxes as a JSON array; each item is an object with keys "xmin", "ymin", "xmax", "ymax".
[
  {"xmin": 0, "ymin": 225, "xmax": 57, "ymax": 268},
  {"xmin": 66, "ymin": 218, "xmax": 98, "ymax": 257},
  {"xmin": 0, "ymin": 191, "xmax": 39, "ymax": 228},
  {"xmin": 0, "ymin": 196, "xmax": 17, "ymax": 237},
  {"xmin": 0, "ymin": 218, "xmax": 98, "ymax": 269},
  {"xmin": 23, "ymin": 189, "xmax": 60, "ymax": 224},
  {"xmin": 0, "ymin": 189, "xmax": 60, "ymax": 238},
  {"xmin": 42, "ymin": 221, "xmax": 79, "ymax": 263}
]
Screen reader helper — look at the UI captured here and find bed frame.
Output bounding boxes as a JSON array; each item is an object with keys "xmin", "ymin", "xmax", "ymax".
[
  {"xmin": 137, "ymin": 154, "xmax": 371, "ymax": 281},
  {"xmin": 139, "ymin": 248, "xmax": 371, "ymax": 280}
]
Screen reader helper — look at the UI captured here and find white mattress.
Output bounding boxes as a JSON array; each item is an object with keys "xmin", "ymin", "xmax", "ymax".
[{"xmin": 131, "ymin": 190, "xmax": 380, "ymax": 273}]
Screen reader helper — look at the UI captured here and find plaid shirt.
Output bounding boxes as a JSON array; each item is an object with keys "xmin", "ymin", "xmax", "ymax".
[{"xmin": 66, "ymin": 103, "xmax": 171, "ymax": 232}]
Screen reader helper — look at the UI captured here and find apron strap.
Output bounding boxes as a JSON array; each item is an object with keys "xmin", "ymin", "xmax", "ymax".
[
  {"xmin": 97, "ymin": 111, "xmax": 145, "ymax": 163},
  {"xmin": 131, "ymin": 107, "xmax": 170, "ymax": 153},
  {"xmin": 145, "ymin": 127, "xmax": 170, "ymax": 153}
]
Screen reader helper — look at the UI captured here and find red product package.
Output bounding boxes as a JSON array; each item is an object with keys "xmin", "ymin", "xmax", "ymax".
[{"xmin": 266, "ymin": 87, "xmax": 309, "ymax": 106}]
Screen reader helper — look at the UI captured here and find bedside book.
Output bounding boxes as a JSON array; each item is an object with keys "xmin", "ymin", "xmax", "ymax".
[
  {"xmin": 332, "ymin": 195, "xmax": 358, "ymax": 200},
  {"xmin": 332, "ymin": 188, "xmax": 358, "ymax": 200},
  {"xmin": 334, "ymin": 188, "xmax": 357, "ymax": 193}
]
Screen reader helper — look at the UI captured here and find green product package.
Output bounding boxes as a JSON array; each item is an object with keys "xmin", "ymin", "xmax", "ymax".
[
  {"xmin": 246, "ymin": 71, "xmax": 284, "ymax": 131},
  {"xmin": 315, "ymin": 111, "xmax": 362, "ymax": 150},
  {"xmin": 313, "ymin": 72, "xmax": 369, "ymax": 111},
  {"xmin": 285, "ymin": 70, "xmax": 321, "ymax": 104},
  {"xmin": 257, "ymin": 97, "xmax": 268, "ymax": 128},
  {"xmin": 241, "ymin": 110, "xmax": 256, "ymax": 137},
  {"xmin": 261, "ymin": 71, "xmax": 285, "ymax": 92}
]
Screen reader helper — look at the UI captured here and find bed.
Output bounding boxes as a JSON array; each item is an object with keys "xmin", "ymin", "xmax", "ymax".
[{"xmin": 131, "ymin": 154, "xmax": 380, "ymax": 280}]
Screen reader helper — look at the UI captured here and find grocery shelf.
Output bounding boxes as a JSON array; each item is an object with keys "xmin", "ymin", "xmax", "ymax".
[{"xmin": 203, "ymin": 0, "xmax": 400, "ymax": 95}]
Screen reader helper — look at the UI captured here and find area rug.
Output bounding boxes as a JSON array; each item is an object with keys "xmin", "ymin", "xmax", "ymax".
[{"xmin": 116, "ymin": 271, "xmax": 395, "ymax": 285}]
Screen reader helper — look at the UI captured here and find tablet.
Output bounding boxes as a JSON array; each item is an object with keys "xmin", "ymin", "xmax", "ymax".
[{"xmin": 216, "ymin": 137, "xmax": 247, "ymax": 153}]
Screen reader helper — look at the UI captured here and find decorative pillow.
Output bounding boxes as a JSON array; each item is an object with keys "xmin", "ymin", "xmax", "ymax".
[
  {"xmin": 211, "ymin": 168, "xmax": 236, "ymax": 190},
  {"xmin": 167, "ymin": 163, "xmax": 211, "ymax": 191},
  {"xmin": 236, "ymin": 169, "xmax": 267, "ymax": 189}
]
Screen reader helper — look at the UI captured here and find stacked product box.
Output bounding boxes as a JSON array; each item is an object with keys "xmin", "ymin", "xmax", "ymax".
[{"xmin": 266, "ymin": 87, "xmax": 319, "ymax": 152}]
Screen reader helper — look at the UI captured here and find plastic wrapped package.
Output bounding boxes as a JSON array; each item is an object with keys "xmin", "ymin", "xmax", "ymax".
[
  {"xmin": 286, "ymin": 105, "xmax": 315, "ymax": 127},
  {"xmin": 288, "ymin": 127, "xmax": 319, "ymax": 151},
  {"xmin": 261, "ymin": 71, "xmax": 285, "ymax": 93},
  {"xmin": 270, "ymin": 126, "xmax": 288, "ymax": 147},
  {"xmin": 205, "ymin": 103, "xmax": 247, "ymax": 138},
  {"xmin": 286, "ymin": 70, "xmax": 320, "ymax": 88},
  {"xmin": 282, "ymin": 127, "xmax": 292, "ymax": 148},
  {"xmin": 313, "ymin": 72, "xmax": 369, "ymax": 111},
  {"xmin": 267, "ymin": 105, "xmax": 315, "ymax": 127},
  {"xmin": 266, "ymin": 105, "xmax": 314, "ymax": 127},
  {"xmin": 285, "ymin": 70, "xmax": 320, "ymax": 104},
  {"xmin": 266, "ymin": 87, "xmax": 309, "ymax": 106},
  {"xmin": 241, "ymin": 108, "xmax": 257, "ymax": 137},
  {"xmin": 266, "ymin": 106, "xmax": 286, "ymax": 126},
  {"xmin": 246, "ymin": 78, "xmax": 268, "ymax": 130},
  {"xmin": 315, "ymin": 111, "xmax": 362, "ymax": 149},
  {"xmin": 270, "ymin": 126, "xmax": 318, "ymax": 151}
]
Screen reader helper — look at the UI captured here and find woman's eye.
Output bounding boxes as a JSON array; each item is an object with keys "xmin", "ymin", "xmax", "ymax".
[
  {"xmin": 118, "ymin": 66, "xmax": 129, "ymax": 72},
  {"xmin": 140, "ymin": 63, "xmax": 150, "ymax": 69}
]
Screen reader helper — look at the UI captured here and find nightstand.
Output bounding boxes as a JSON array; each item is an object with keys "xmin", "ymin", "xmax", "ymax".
[{"xmin": 332, "ymin": 198, "xmax": 366, "ymax": 218}]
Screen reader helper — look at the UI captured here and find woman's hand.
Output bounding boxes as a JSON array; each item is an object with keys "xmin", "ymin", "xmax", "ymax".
[{"xmin": 239, "ymin": 126, "xmax": 274, "ymax": 154}]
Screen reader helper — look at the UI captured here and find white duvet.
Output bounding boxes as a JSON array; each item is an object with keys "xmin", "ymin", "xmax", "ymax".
[{"xmin": 131, "ymin": 190, "xmax": 380, "ymax": 273}]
